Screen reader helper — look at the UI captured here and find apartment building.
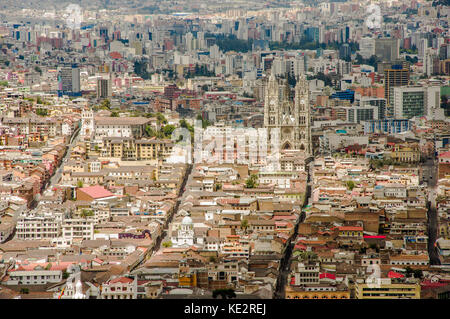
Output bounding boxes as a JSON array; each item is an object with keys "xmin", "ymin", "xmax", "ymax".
[
  {"xmin": 62, "ymin": 218, "xmax": 94, "ymax": 241},
  {"xmin": 101, "ymin": 137, "xmax": 173, "ymax": 161},
  {"xmin": 5, "ymin": 269, "xmax": 63, "ymax": 285},
  {"xmin": 93, "ymin": 117, "xmax": 151, "ymax": 143},
  {"xmin": 15, "ymin": 213, "xmax": 62, "ymax": 240},
  {"xmin": 355, "ymin": 279, "xmax": 420, "ymax": 299}
]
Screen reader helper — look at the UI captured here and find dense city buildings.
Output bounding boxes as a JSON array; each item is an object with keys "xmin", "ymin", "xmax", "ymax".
[{"xmin": 0, "ymin": 0, "xmax": 448, "ymax": 302}]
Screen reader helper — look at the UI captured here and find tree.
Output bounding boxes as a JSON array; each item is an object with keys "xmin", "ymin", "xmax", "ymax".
[
  {"xmin": 241, "ymin": 219, "xmax": 249, "ymax": 233},
  {"xmin": 196, "ymin": 114, "xmax": 211, "ymax": 129},
  {"xmin": 76, "ymin": 180, "xmax": 84, "ymax": 188},
  {"xmin": 100, "ymin": 99, "xmax": 111, "ymax": 110},
  {"xmin": 36, "ymin": 108, "xmax": 48, "ymax": 116},
  {"xmin": 162, "ymin": 124, "xmax": 176, "ymax": 137},
  {"xmin": 346, "ymin": 180, "xmax": 356, "ymax": 191},
  {"xmin": 162, "ymin": 241, "xmax": 172, "ymax": 248},
  {"xmin": 62, "ymin": 270, "xmax": 70, "ymax": 279},
  {"xmin": 214, "ymin": 183, "xmax": 222, "ymax": 191},
  {"xmin": 145, "ymin": 125, "xmax": 156, "ymax": 137},
  {"xmin": 111, "ymin": 111, "xmax": 119, "ymax": 117},
  {"xmin": 81, "ymin": 209, "xmax": 94, "ymax": 218},
  {"xmin": 20, "ymin": 288, "xmax": 29, "ymax": 294},
  {"xmin": 245, "ymin": 174, "xmax": 258, "ymax": 188},
  {"xmin": 156, "ymin": 112, "xmax": 167, "ymax": 125}
]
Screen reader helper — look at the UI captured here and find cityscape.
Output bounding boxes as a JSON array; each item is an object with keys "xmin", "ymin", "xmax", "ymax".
[{"xmin": 0, "ymin": 0, "xmax": 449, "ymax": 301}]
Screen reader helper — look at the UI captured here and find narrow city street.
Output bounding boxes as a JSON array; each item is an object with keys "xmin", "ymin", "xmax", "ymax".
[
  {"xmin": 32, "ymin": 126, "xmax": 81, "ymax": 207},
  {"xmin": 273, "ymin": 163, "xmax": 311, "ymax": 299},
  {"xmin": 423, "ymin": 157, "xmax": 441, "ymax": 265},
  {"xmin": 150, "ymin": 163, "xmax": 193, "ymax": 255}
]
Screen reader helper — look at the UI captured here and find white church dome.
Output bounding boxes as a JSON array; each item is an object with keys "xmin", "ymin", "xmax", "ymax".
[{"xmin": 181, "ymin": 216, "xmax": 193, "ymax": 225}]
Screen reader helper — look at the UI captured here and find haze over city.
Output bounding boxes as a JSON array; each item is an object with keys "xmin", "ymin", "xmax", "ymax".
[{"xmin": 0, "ymin": 0, "xmax": 448, "ymax": 302}]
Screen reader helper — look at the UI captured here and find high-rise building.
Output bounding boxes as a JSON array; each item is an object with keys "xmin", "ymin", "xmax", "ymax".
[
  {"xmin": 264, "ymin": 73, "xmax": 311, "ymax": 155},
  {"xmin": 360, "ymin": 97, "xmax": 387, "ymax": 120},
  {"xmin": 393, "ymin": 85, "xmax": 441, "ymax": 119},
  {"xmin": 384, "ymin": 65, "xmax": 410, "ymax": 109},
  {"xmin": 360, "ymin": 37, "xmax": 375, "ymax": 59},
  {"xmin": 97, "ymin": 77, "xmax": 112, "ymax": 99},
  {"xmin": 346, "ymin": 105, "xmax": 378, "ymax": 124},
  {"xmin": 305, "ymin": 27, "xmax": 319, "ymax": 42},
  {"xmin": 58, "ymin": 66, "xmax": 80, "ymax": 95},
  {"xmin": 375, "ymin": 38, "xmax": 399, "ymax": 62},
  {"xmin": 339, "ymin": 43, "xmax": 351, "ymax": 60}
]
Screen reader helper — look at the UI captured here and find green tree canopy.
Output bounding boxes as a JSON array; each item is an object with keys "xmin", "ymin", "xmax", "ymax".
[
  {"xmin": 162, "ymin": 241, "xmax": 172, "ymax": 248},
  {"xmin": 346, "ymin": 180, "xmax": 356, "ymax": 191},
  {"xmin": 245, "ymin": 174, "xmax": 258, "ymax": 188}
]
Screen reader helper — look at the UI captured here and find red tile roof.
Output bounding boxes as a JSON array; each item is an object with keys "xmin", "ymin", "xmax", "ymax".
[
  {"xmin": 439, "ymin": 151, "xmax": 450, "ymax": 158},
  {"xmin": 78, "ymin": 185, "xmax": 114, "ymax": 199},
  {"xmin": 319, "ymin": 273, "xmax": 336, "ymax": 280},
  {"xmin": 388, "ymin": 271, "xmax": 405, "ymax": 279},
  {"xmin": 109, "ymin": 52, "xmax": 122, "ymax": 59},
  {"xmin": 109, "ymin": 276, "xmax": 133, "ymax": 284}
]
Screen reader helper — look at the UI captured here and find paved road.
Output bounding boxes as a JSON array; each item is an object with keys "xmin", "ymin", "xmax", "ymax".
[
  {"xmin": 273, "ymin": 162, "xmax": 311, "ymax": 299},
  {"xmin": 32, "ymin": 126, "xmax": 80, "ymax": 206},
  {"xmin": 48, "ymin": 127, "xmax": 80, "ymax": 188},
  {"xmin": 150, "ymin": 163, "xmax": 193, "ymax": 255},
  {"xmin": 423, "ymin": 157, "xmax": 441, "ymax": 265}
]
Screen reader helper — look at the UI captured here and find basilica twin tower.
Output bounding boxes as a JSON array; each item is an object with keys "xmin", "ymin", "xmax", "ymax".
[{"xmin": 263, "ymin": 73, "xmax": 312, "ymax": 156}]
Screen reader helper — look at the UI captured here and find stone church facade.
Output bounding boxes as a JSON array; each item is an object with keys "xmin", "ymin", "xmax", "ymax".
[{"xmin": 264, "ymin": 73, "xmax": 312, "ymax": 155}]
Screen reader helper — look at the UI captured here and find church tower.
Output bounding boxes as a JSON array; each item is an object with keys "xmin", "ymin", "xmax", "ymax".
[
  {"xmin": 264, "ymin": 73, "xmax": 311, "ymax": 155},
  {"xmin": 294, "ymin": 74, "xmax": 312, "ymax": 155},
  {"xmin": 81, "ymin": 109, "xmax": 94, "ymax": 138}
]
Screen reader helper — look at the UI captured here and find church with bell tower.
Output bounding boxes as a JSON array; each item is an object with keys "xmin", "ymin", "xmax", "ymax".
[{"xmin": 264, "ymin": 72, "xmax": 312, "ymax": 155}]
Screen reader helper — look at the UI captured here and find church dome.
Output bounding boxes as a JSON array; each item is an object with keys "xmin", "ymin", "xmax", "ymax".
[{"xmin": 181, "ymin": 216, "xmax": 193, "ymax": 225}]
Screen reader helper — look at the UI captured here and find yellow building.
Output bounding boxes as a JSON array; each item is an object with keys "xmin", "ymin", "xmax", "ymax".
[
  {"xmin": 179, "ymin": 272, "xmax": 197, "ymax": 288},
  {"xmin": 101, "ymin": 137, "xmax": 173, "ymax": 161},
  {"xmin": 390, "ymin": 144, "xmax": 420, "ymax": 163},
  {"xmin": 285, "ymin": 286, "xmax": 350, "ymax": 299},
  {"xmin": 355, "ymin": 280, "xmax": 420, "ymax": 299}
]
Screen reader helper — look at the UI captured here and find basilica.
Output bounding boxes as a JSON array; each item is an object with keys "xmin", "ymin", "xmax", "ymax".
[{"xmin": 263, "ymin": 73, "xmax": 312, "ymax": 156}]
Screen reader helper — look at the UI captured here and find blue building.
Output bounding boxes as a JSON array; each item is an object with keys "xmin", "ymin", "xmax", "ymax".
[
  {"xmin": 305, "ymin": 27, "xmax": 320, "ymax": 42},
  {"xmin": 363, "ymin": 119, "xmax": 411, "ymax": 134},
  {"xmin": 330, "ymin": 89, "xmax": 355, "ymax": 103}
]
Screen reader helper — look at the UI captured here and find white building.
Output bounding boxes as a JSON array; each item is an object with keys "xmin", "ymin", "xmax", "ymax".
[
  {"xmin": 393, "ymin": 85, "xmax": 441, "ymax": 120},
  {"xmin": 94, "ymin": 117, "xmax": 150, "ymax": 142},
  {"xmin": 15, "ymin": 213, "xmax": 62, "ymax": 240},
  {"xmin": 171, "ymin": 216, "xmax": 195, "ymax": 247},
  {"xmin": 62, "ymin": 219, "xmax": 94, "ymax": 241},
  {"xmin": 294, "ymin": 262, "xmax": 320, "ymax": 286},
  {"xmin": 100, "ymin": 276, "xmax": 137, "ymax": 299},
  {"xmin": 360, "ymin": 37, "xmax": 375, "ymax": 59},
  {"xmin": 5, "ymin": 269, "xmax": 62, "ymax": 285}
]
